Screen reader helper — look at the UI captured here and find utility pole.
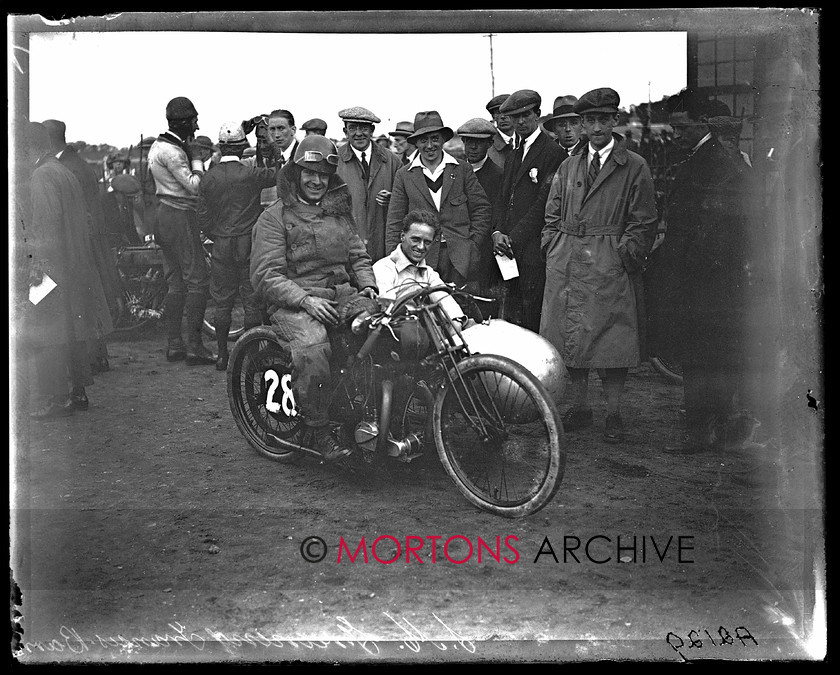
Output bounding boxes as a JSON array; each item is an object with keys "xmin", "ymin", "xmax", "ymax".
[{"xmin": 484, "ymin": 33, "xmax": 497, "ymax": 97}]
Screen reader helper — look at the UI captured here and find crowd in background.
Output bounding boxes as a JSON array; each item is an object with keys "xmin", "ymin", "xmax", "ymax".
[{"xmin": 19, "ymin": 82, "xmax": 760, "ymax": 456}]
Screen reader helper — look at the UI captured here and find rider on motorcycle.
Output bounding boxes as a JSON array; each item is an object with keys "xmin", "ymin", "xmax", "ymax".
[{"xmin": 250, "ymin": 135, "xmax": 379, "ymax": 462}]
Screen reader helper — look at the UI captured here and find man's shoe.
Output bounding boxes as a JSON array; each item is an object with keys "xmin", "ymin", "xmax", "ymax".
[
  {"xmin": 604, "ymin": 412, "xmax": 624, "ymax": 444},
  {"xmin": 562, "ymin": 405, "xmax": 594, "ymax": 432},
  {"xmin": 30, "ymin": 397, "xmax": 75, "ymax": 420},
  {"xmin": 312, "ymin": 426, "xmax": 352, "ymax": 463},
  {"xmin": 70, "ymin": 388, "xmax": 89, "ymax": 411},
  {"xmin": 166, "ymin": 339, "xmax": 187, "ymax": 362},
  {"xmin": 215, "ymin": 353, "xmax": 229, "ymax": 371},
  {"xmin": 185, "ymin": 343, "xmax": 216, "ymax": 366}
]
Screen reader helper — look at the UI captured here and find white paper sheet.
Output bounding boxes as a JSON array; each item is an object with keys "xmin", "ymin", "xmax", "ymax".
[
  {"xmin": 494, "ymin": 254, "xmax": 519, "ymax": 281},
  {"xmin": 29, "ymin": 274, "xmax": 57, "ymax": 305}
]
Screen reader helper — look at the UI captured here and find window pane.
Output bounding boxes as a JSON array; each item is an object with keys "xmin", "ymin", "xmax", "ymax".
[
  {"xmin": 717, "ymin": 61, "xmax": 734, "ymax": 85},
  {"xmin": 697, "ymin": 39, "xmax": 716, "ymax": 64},
  {"xmin": 735, "ymin": 38, "xmax": 755, "ymax": 59},
  {"xmin": 698, "ymin": 63, "xmax": 716, "ymax": 87},
  {"xmin": 716, "ymin": 38, "xmax": 734, "ymax": 61}
]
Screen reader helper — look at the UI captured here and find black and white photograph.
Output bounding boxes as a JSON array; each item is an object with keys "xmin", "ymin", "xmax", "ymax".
[{"xmin": 9, "ymin": 9, "xmax": 823, "ymax": 664}]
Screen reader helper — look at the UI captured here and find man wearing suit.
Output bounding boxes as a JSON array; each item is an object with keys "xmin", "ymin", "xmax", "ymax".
[
  {"xmin": 385, "ymin": 111, "xmax": 492, "ymax": 290},
  {"xmin": 457, "ymin": 118, "xmax": 504, "ymax": 298},
  {"xmin": 485, "ymin": 93, "xmax": 516, "ymax": 170},
  {"xmin": 265, "ymin": 108, "xmax": 299, "ymax": 204},
  {"xmin": 336, "ymin": 106, "xmax": 403, "ymax": 262},
  {"xmin": 491, "ymin": 90, "xmax": 564, "ymax": 332}
]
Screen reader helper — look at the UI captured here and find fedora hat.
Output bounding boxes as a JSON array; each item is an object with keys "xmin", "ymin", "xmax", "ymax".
[
  {"xmin": 545, "ymin": 95, "xmax": 581, "ymax": 125},
  {"xmin": 388, "ymin": 120, "xmax": 414, "ymax": 138},
  {"xmin": 406, "ymin": 111, "xmax": 454, "ymax": 143}
]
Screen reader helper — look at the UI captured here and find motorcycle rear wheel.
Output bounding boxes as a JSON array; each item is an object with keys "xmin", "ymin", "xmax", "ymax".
[
  {"xmin": 433, "ymin": 354, "xmax": 565, "ymax": 518},
  {"xmin": 227, "ymin": 327, "xmax": 303, "ymax": 462},
  {"xmin": 649, "ymin": 355, "xmax": 684, "ymax": 385}
]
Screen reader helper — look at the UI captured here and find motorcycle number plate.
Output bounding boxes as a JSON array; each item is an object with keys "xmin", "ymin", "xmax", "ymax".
[{"xmin": 264, "ymin": 369, "xmax": 298, "ymax": 418}]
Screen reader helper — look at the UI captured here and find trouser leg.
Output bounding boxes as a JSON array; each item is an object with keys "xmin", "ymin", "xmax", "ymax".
[
  {"xmin": 36, "ymin": 347, "xmax": 69, "ymax": 401},
  {"xmin": 271, "ymin": 308, "xmax": 332, "ymax": 427},
  {"xmin": 67, "ymin": 340, "xmax": 93, "ymax": 391},
  {"xmin": 597, "ymin": 367, "xmax": 628, "ymax": 416},
  {"xmin": 567, "ymin": 367, "xmax": 590, "ymax": 407}
]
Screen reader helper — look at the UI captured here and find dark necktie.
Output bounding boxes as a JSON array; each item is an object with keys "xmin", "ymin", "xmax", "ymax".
[
  {"xmin": 360, "ymin": 150, "xmax": 369, "ymax": 183},
  {"xmin": 586, "ymin": 151, "xmax": 601, "ymax": 192},
  {"xmin": 512, "ymin": 141, "xmax": 525, "ymax": 174}
]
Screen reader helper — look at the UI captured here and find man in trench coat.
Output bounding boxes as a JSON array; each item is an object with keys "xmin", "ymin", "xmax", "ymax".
[
  {"xmin": 24, "ymin": 122, "xmax": 113, "ymax": 419},
  {"xmin": 540, "ymin": 88, "xmax": 657, "ymax": 443}
]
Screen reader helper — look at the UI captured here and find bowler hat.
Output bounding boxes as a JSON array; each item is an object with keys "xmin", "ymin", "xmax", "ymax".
[
  {"xmin": 456, "ymin": 118, "xmax": 497, "ymax": 139},
  {"xmin": 574, "ymin": 88, "xmax": 620, "ymax": 115},
  {"xmin": 301, "ymin": 118, "xmax": 328, "ymax": 132},
  {"xmin": 406, "ymin": 111, "xmax": 454, "ymax": 143},
  {"xmin": 486, "ymin": 94, "xmax": 511, "ymax": 114},
  {"xmin": 338, "ymin": 106, "xmax": 381, "ymax": 125},
  {"xmin": 545, "ymin": 95, "xmax": 581, "ymax": 125},
  {"xmin": 195, "ymin": 135, "xmax": 215, "ymax": 151},
  {"xmin": 388, "ymin": 121, "xmax": 414, "ymax": 138},
  {"xmin": 499, "ymin": 90, "xmax": 541, "ymax": 116}
]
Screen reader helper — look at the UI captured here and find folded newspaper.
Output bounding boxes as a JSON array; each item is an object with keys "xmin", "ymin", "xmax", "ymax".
[
  {"xmin": 494, "ymin": 254, "xmax": 519, "ymax": 280},
  {"xmin": 29, "ymin": 274, "xmax": 57, "ymax": 305}
]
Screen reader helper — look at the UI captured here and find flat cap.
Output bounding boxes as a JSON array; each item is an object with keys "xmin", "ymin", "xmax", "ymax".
[
  {"xmin": 456, "ymin": 118, "xmax": 497, "ymax": 138},
  {"xmin": 486, "ymin": 93, "xmax": 511, "ymax": 114},
  {"xmin": 499, "ymin": 90, "xmax": 541, "ymax": 116},
  {"xmin": 301, "ymin": 118, "xmax": 328, "ymax": 132},
  {"xmin": 388, "ymin": 121, "xmax": 414, "ymax": 137},
  {"xmin": 574, "ymin": 88, "xmax": 620, "ymax": 115},
  {"xmin": 338, "ymin": 106, "xmax": 381, "ymax": 124},
  {"xmin": 195, "ymin": 135, "xmax": 215, "ymax": 151}
]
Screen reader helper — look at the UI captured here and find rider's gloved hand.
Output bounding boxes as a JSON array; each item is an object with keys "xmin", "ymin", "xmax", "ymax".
[{"xmin": 302, "ymin": 296, "xmax": 339, "ymax": 327}]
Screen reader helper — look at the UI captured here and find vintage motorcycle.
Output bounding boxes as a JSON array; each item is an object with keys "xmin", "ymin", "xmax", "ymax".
[
  {"xmin": 226, "ymin": 283, "xmax": 566, "ymax": 518},
  {"xmin": 111, "ymin": 240, "xmax": 246, "ymax": 341}
]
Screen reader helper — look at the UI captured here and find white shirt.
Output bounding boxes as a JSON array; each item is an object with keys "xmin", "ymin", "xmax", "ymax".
[
  {"xmin": 498, "ymin": 130, "xmax": 514, "ymax": 147},
  {"xmin": 373, "ymin": 245, "xmax": 465, "ymax": 321},
  {"xmin": 350, "ymin": 142, "xmax": 372, "ymax": 165},
  {"xmin": 279, "ymin": 142, "xmax": 296, "ymax": 165},
  {"xmin": 588, "ymin": 136, "xmax": 615, "ymax": 168},
  {"xmin": 408, "ymin": 150, "xmax": 460, "ymax": 211},
  {"xmin": 518, "ymin": 126, "xmax": 542, "ymax": 159},
  {"xmin": 220, "ymin": 155, "xmax": 241, "ymax": 164},
  {"xmin": 470, "ymin": 156, "xmax": 488, "ymax": 172}
]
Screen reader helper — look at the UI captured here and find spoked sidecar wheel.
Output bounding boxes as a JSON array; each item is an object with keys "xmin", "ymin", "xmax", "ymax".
[
  {"xmin": 227, "ymin": 327, "xmax": 303, "ymax": 462},
  {"xmin": 433, "ymin": 354, "xmax": 565, "ymax": 518}
]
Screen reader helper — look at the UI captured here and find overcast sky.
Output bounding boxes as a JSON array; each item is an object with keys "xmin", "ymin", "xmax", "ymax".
[{"xmin": 25, "ymin": 29, "xmax": 686, "ymax": 149}]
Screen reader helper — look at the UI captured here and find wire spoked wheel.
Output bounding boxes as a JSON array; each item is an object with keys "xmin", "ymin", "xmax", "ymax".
[
  {"xmin": 433, "ymin": 354, "xmax": 565, "ymax": 518},
  {"xmin": 227, "ymin": 327, "xmax": 303, "ymax": 461},
  {"xmin": 111, "ymin": 272, "xmax": 166, "ymax": 334},
  {"xmin": 649, "ymin": 355, "xmax": 684, "ymax": 385},
  {"xmin": 202, "ymin": 296, "xmax": 246, "ymax": 341}
]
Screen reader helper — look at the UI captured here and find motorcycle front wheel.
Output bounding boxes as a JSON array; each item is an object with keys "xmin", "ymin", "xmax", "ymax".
[
  {"xmin": 433, "ymin": 354, "xmax": 565, "ymax": 518},
  {"xmin": 227, "ymin": 327, "xmax": 303, "ymax": 462}
]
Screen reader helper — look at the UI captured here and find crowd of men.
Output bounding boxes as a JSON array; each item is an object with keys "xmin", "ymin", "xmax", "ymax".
[{"xmin": 21, "ymin": 83, "xmax": 758, "ymax": 460}]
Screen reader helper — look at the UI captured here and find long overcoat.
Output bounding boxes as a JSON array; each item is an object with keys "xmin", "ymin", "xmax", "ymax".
[
  {"xmin": 384, "ymin": 158, "xmax": 492, "ymax": 281},
  {"xmin": 540, "ymin": 135, "xmax": 657, "ymax": 368},
  {"xmin": 59, "ymin": 145, "xmax": 122, "ymax": 311},
  {"xmin": 336, "ymin": 141, "xmax": 402, "ymax": 263},
  {"xmin": 644, "ymin": 137, "xmax": 750, "ymax": 368},
  {"xmin": 24, "ymin": 156, "xmax": 113, "ymax": 348}
]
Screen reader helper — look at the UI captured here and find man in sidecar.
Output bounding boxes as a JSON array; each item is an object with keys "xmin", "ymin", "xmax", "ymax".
[{"xmin": 250, "ymin": 135, "xmax": 379, "ymax": 462}]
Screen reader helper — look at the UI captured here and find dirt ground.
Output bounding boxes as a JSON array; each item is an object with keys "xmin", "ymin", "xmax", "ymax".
[{"xmin": 11, "ymin": 322, "xmax": 824, "ymax": 664}]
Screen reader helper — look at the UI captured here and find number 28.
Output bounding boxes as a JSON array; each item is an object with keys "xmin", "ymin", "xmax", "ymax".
[{"xmin": 265, "ymin": 369, "xmax": 297, "ymax": 417}]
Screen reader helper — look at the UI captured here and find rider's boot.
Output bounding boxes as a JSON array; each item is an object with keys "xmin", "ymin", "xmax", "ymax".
[
  {"xmin": 309, "ymin": 424, "xmax": 352, "ymax": 463},
  {"xmin": 215, "ymin": 319, "xmax": 231, "ymax": 371},
  {"xmin": 164, "ymin": 294, "xmax": 187, "ymax": 361},
  {"xmin": 184, "ymin": 292, "xmax": 216, "ymax": 366}
]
